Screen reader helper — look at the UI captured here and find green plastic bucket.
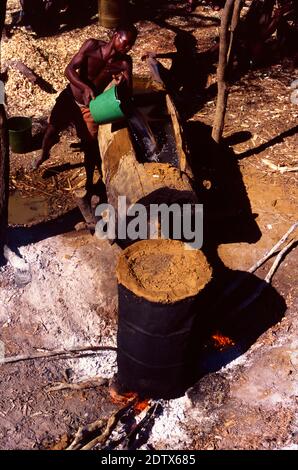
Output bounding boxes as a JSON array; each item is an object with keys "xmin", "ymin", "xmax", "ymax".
[
  {"xmin": 8, "ymin": 116, "xmax": 32, "ymax": 153},
  {"xmin": 89, "ymin": 85, "xmax": 125, "ymax": 124}
]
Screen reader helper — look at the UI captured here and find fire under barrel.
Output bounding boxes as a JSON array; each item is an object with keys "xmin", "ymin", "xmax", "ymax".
[{"xmin": 116, "ymin": 239, "xmax": 213, "ymax": 399}]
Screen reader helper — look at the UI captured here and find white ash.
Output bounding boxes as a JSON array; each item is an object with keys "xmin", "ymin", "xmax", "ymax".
[
  {"xmin": 66, "ymin": 350, "xmax": 117, "ymax": 382},
  {"xmin": 147, "ymin": 396, "xmax": 193, "ymax": 449}
]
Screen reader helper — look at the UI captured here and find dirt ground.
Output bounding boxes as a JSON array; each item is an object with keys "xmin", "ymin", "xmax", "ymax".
[{"xmin": 0, "ymin": 1, "xmax": 297, "ymax": 450}]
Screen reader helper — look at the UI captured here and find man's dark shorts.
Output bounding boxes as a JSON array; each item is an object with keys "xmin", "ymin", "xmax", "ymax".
[{"xmin": 49, "ymin": 85, "xmax": 98, "ymax": 143}]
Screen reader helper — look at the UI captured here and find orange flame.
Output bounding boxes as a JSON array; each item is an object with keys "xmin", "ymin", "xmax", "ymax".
[
  {"xmin": 134, "ymin": 399, "xmax": 150, "ymax": 414},
  {"xmin": 110, "ymin": 389, "xmax": 138, "ymax": 405},
  {"xmin": 109, "ymin": 385, "xmax": 150, "ymax": 413},
  {"xmin": 211, "ymin": 331, "xmax": 235, "ymax": 350}
]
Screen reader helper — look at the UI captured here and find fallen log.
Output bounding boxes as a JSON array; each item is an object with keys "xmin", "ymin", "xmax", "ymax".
[
  {"xmin": 4, "ymin": 60, "xmax": 56, "ymax": 94},
  {"xmin": 6, "ymin": 60, "xmax": 38, "ymax": 84}
]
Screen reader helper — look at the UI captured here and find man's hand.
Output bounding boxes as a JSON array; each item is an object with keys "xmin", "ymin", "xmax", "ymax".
[{"xmin": 82, "ymin": 85, "xmax": 95, "ymax": 106}]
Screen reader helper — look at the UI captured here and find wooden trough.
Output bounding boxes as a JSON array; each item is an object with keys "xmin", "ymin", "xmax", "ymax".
[{"xmin": 96, "ymin": 77, "xmax": 197, "ymax": 240}]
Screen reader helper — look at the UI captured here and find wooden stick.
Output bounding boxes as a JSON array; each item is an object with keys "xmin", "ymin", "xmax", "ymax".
[
  {"xmin": 46, "ymin": 377, "xmax": 108, "ymax": 392},
  {"xmin": 221, "ymin": 221, "xmax": 298, "ymax": 299},
  {"xmin": 66, "ymin": 417, "xmax": 106, "ymax": 451},
  {"xmin": 232, "ymin": 239, "xmax": 296, "ymax": 315},
  {"xmin": 264, "ymin": 239, "xmax": 297, "ymax": 283},
  {"xmin": 261, "ymin": 158, "xmax": 298, "ymax": 174},
  {"xmin": 247, "ymin": 222, "xmax": 298, "ymax": 274},
  {"xmin": 80, "ymin": 400, "xmax": 136, "ymax": 450},
  {"xmin": 80, "ymin": 413, "xmax": 118, "ymax": 450},
  {"xmin": 0, "ymin": 345, "xmax": 117, "ymax": 365}
]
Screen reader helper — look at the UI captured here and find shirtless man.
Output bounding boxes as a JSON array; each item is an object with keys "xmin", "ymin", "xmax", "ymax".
[{"xmin": 34, "ymin": 25, "xmax": 138, "ymax": 191}]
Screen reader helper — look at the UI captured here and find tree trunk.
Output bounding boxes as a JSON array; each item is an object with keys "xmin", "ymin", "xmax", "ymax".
[{"xmin": 212, "ymin": 0, "xmax": 242, "ymax": 143}]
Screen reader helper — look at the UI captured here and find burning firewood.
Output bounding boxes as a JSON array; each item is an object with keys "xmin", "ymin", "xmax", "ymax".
[
  {"xmin": 65, "ymin": 391, "xmax": 161, "ymax": 451},
  {"xmin": 122, "ymin": 401, "xmax": 162, "ymax": 450},
  {"xmin": 66, "ymin": 399, "xmax": 137, "ymax": 451}
]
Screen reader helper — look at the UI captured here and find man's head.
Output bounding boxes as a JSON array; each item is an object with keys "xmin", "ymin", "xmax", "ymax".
[{"xmin": 113, "ymin": 24, "xmax": 138, "ymax": 54}]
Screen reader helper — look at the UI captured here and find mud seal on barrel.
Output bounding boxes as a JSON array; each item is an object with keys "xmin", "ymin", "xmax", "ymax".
[{"xmin": 116, "ymin": 239, "xmax": 212, "ymax": 304}]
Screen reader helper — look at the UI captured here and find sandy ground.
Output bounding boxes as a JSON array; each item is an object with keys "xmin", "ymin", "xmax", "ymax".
[{"xmin": 0, "ymin": 0, "xmax": 297, "ymax": 450}]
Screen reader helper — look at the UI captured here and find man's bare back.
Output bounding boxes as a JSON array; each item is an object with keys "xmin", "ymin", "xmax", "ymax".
[{"xmin": 66, "ymin": 35, "xmax": 135, "ymax": 106}]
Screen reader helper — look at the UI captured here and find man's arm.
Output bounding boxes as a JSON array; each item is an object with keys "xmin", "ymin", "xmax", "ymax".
[{"xmin": 65, "ymin": 38, "xmax": 97, "ymax": 105}]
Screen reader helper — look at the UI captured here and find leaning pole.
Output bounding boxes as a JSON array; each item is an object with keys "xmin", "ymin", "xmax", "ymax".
[{"xmin": 0, "ymin": 0, "xmax": 9, "ymax": 258}]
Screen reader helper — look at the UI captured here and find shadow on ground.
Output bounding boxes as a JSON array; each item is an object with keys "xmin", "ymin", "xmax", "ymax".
[{"xmin": 184, "ymin": 120, "xmax": 287, "ymax": 384}]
